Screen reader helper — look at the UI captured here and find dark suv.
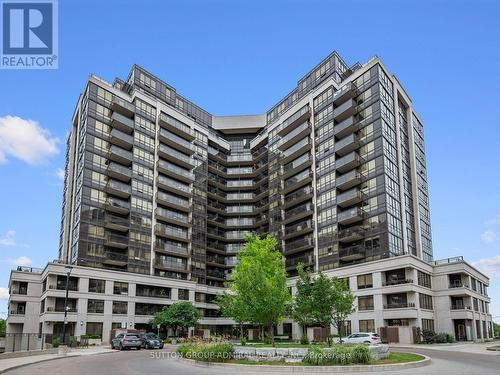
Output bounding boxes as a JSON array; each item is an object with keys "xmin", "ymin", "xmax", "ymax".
[{"xmin": 139, "ymin": 333, "xmax": 164, "ymax": 349}]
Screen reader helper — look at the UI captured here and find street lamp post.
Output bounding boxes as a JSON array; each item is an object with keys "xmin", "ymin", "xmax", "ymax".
[{"xmin": 61, "ymin": 265, "xmax": 73, "ymax": 346}]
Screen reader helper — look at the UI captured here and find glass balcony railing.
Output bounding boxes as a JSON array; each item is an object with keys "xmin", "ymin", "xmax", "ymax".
[
  {"xmin": 157, "ymin": 175, "xmax": 191, "ymax": 194},
  {"xmin": 159, "ymin": 112, "xmax": 194, "ymax": 139},
  {"xmin": 282, "ymin": 138, "xmax": 309, "ymax": 158},
  {"xmin": 284, "ymin": 169, "xmax": 311, "ymax": 188},
  {"xmin": 105, "ymin": 232, "xmax": 129, "ymax": 247},
  {"xmin": 227, "ymin": 192, "xmax": 254, "ymax": 200},
  {"xmin": 285, "ymin": 237, "xmax": 314, "ymax": 252},
  {"xmin": 158, "ymin": 159, "xmax": 194, "ymax": 180},
  {"xmin": 109, "ymin": 145, "xmax": 133, "ymax": 162},
  {"xmin": 284, "ymin": 220, "xmax": 313, "ymax": 235},
  {"xmin": 278, "ymin": 122, "xmax": 309, "ymax": 149},
  {"xmin": 283, "ymin": 154, "xmax": 310, "ymax": 174},
  {"xmin": 336, "ymin": 188, "xmax": 365, "ymax": 207},
  {"xmin": 156, "ymin": 207, "xmax": 189, "ymax": 224},
  {"xmin": 157, "ymin": 191, "xmax": 189, "ymax": 209},
  {"xmin": 227, "ymin": 153, "xmax": 253, "ymax": 162},
  {"xmin": 336, "ymin": 169, "xmax": 361, "ymax": 190},
  {"xmin": 226, "ymin": 218, "xmax": 254, "ymax": 227},
  {"xmin": 110, "ymin": 112, "xmax": 134, "ymax": 131},
  {"xmin": 110, "ymin": 128, "xmax": 134, "ymax": 146},
  {"xmin": 226, "ymin": 180, "xmax": 253, "ymax": 188},
  {"xmin": 108, "ymin": 162, "xmax": 132, "ymax": 180},
  {"xmin": 278, "ymin": 105, "xmax": 310, "ymax": 135},
  {"xmin": 105, "ymin": 197, "xmax": 130, "ymax": 212},
  {"xmin": 226, "ymin": 205, "xmax": 254, "ymax": 214},
  {"xmin": 284, "ymin": 186, "xmax": 313, "ymax": 203},
  {"xmin": 285, "ymin": 202, "xmax": 312, "ymax": 220},
  {"xmin": 155, "ymin": 258, "xmax": 188, "ymax": 271},
  {"xmin": 155, "ymin": 223, "xmax": 188, "ymax": 240},
  {"xmin": 158, "ymin": 144, "xmax": 194, "ymax": 166},
  {"xmin": 285, "ymin": 254, "xmax": 314, "ymax": 268},
  {"xmin": 338, "ymin": 207, "xmax": 364, "ymax": 224},
  {"xmin": 334, "ymin": 116, "xmax": 358, "ymax": 138},
  {"xmin": 111, "ymin": 96, "xmax": 135, "ymax": 116},
  {"xmin": 107, "ymin": 179, "xmax": 131, "ymax": 196},
  {"xmin": 336, "ymin": 151, "xmax": 361, "ymax": 172},
  {"xmin": 159, "ymin": 128, "xmax": 194, "ymax": 153}
]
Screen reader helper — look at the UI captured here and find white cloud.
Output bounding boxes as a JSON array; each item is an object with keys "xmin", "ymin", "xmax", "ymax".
[
  {"xmin": 56, "ymin": 167, "xmax": 65, "ymax": 181},
  {"xmin": 0, "ymin": 230, "xmax": 16, "ymax": 246},
  {"xmin": 481, "ymin": 230, "xmax": 497, "ymax": 244},
  {"xmin": 472, "ymin": 256, "xmax": 500, "ymax": 278},
  {"xmin": 0, "ymin": 287, "xmax": 9, "ymax": 300},
  {"xmin": 0, "ymin": 115, "xmax": 59, "ymax": 165},
  {"xmin": 486, "ymin": 216, "xmax": 500, "ymax": 225},
  {"xmin": 7, "ymin": 256, "xmax": 32, "ymax": 266}
]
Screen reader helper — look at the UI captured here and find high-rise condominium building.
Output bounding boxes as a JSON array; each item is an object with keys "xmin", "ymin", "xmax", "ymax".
[
  {"xmin": 7, "ymin": 52, "xmax": 493, "ymax": 347},
  {"xmin": 58, "ymin": 51, "xmax": 432, "ymax": 282}
]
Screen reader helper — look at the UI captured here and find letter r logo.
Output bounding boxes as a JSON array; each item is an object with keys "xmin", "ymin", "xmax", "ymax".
[{"xmin": 2, "ymin": 2, "xmax": 53, "ymax": 54}]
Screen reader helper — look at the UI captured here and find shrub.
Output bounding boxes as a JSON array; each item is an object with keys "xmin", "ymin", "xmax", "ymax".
[
  {"xmin": 300, "ymin": 334, "xmax": 309, "ymax": 345},
  {"xmin": 434, "ymin": 332, "xmax": 455, "ymax": 344},
  {"xmin": 177, "ymin": 342, "xmax": 234, "ymax": 362},
  {"xmin": 52, "ymin": 337, "xmax": 60, "ymax": 348},
  {"xmin": 239, "ymin": 336, "xmax": 247, "ymax": 346},
  {"xmin": 303, "ymin": 344, "xmax": 372, "ymax": 365},
  {"xmin": 68, "ymin": 336, "xmax": 78, "ymax": 348},
  {"xmin": 326, "ymin": 333, "xmax": 336, "ymax": 347}
]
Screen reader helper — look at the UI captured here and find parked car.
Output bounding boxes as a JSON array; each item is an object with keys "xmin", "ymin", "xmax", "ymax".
[
  {"xmin": 111, "ymin": 333, "xmax": 142, "ymax": 350},
  {"xmin": 341, "ymin": 332, "xmax": 381, "ymax": 345},
  {"xmin": 139, "ymin": 333, "xmax": 164, "ymax": 349}
]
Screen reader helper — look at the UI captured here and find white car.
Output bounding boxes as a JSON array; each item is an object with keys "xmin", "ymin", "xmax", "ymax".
[{"xmin": 341, "ymin": 332, "xmax": 381, "ymax": 345}]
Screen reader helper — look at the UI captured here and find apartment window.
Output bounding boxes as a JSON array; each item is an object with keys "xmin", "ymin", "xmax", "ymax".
[
  {"xmin": 178, "ymin": 288, "xmax": 189, "ymax": 300},
  {"xmin": 358, "ymin": 296, "xmax": 374, "ymax": 311},
  {"xmin": 56, "ymin": 275, "xmax": 78, "ymax": 291},
  {"xmin": 113, "ymin": 282, "xmax": 128, "ymax": 295},
  {"xmin": 86, "ymin": 322, "xmax": 103, "ymax": 338},
  {"xmin": 473, "ymin": 298, "xmax": 479, "ymax": 312},
  {"xmin": 417, "ymin": 271, "xmax": 432, "ymax": 288},
  {"xmin": 88, "ymin": 279, "xmax": 105, "ymax": 293},
  {"xmin": 111, "ymin": 322, "xmax": 123, "ymax": 330},
  {"xmin": 87, "ymin": 299, "xmax": 104, "ymax": 314},
  {"xmin": 112, "ymin": 301, "xmax": 128, "ymax": 315},
  {"xmin": 419, "ymin": 293, "xmax": 433, "ymax": 310},
  {"xmin": 357, "ymin": 274, "xmax": 373, "ymax": 289},
  {"xmin": 136, "ymin": 284, "xmax": 171, "ymax": 299},
  {"xmin": 421, "ymin": 319, "xmax": 435, "ymax": 333},
  {"xmin": 359, "ymin": 319, "xmax": 375, "ymax": 332}
]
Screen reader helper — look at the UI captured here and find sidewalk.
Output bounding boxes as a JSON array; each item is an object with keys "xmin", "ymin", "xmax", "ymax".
[
  {"xmin": 0, "ymin": 347, "xmax": 115, "ymax": 374},
  {"xmin": 391, "ymin": 341, "xmax": 500, "ymax": 355}
]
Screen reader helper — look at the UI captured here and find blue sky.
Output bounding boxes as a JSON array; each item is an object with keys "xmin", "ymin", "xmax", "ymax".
[{"xmin": 0, "ymin": 0, "xmax": 499, "ymax": 322}]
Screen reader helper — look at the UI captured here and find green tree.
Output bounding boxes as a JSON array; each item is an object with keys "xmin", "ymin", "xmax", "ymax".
[
  {"xmin": 493, "ymin": 322, "xmax": 500, "ymax": 338},
  {"xmin": 292, "ymin": 264, "xmax": 337, "ymax": 334},
  {"xmin": 151, "ymin": 301, "xmax": 200, "ymax": 337},
  {"xmin": 0, "ymin": 318, "xmax": 5, "ymax": 337},
  {"xmin": 331, "ymin": 278, "xmax": 355, "ymax": 343},
  {"xmin": 216, "ymin": 234, "xmax": 291, "ymax": 345}
]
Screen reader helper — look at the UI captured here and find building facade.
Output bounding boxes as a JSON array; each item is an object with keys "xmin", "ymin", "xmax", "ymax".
[{"xmin": 6, "ymin": 51, "xmax": 494, "ymax": 346}]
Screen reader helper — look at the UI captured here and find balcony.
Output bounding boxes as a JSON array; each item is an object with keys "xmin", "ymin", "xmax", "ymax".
[
  {"xmin": 284, "ymin": 202, "xmax": 313, "ymax": 223},
  {"xmin": 338, "ymin": 245, "xmax": 365, "ymax": 261},
  {"xmin": 110, "ymin": 128, "xmax": 133, "ymax": 150},
  {"xmin": 450, "ymin": 304, "xmax": 472, "ymax": 310},
  {"xmin": 226, "ymin": 218, "xmax": 254, "ymax": 227},
  {"xmin": 106, "ymin": 179, "xmax": 131, "ymax": 198},
  {"xmin": 158, "ymin": 112, "xmax": 195, "ymax": 140},
  {"xmin": 283, "ymin": 170, "xmax": 312, "ymax": 194},
  {"xmin": 105, "ymin": 232, "xmax": 129, "ymax": 249},
  {"xmin": 282, "ymin": 154, "xmax": 311, "ymax": 179},
  {"xmin": 333, "ymin": 98, "xmax": 357, "ymax": 123},
  {"xmin": 110, "ymin": 112, "xmax": 134, "ymax": 133},
  {"xmin": 158, "ymin": 144, "xmax": 195, "ymax": 169},
  {"xmin": 206, "ymin": 256, "xmax": 227, "ymax": 268},
  {"xmin": 283, "ymin": 220, "xmax": 313, "ymax": 239},
  {"xmin": 157, "ymin": 159, "xmax": 194, "ymax": 183},
  {"xmin": 383, "ymin": 279, "xmax": 413, "ymax": 287},
  {"xmin": 227, "ymin": 153, "xmax": 253, "ymax": 163},
  {"xmin": 284, "ymin": 237, "xmax": 314, "ymax": 255},
  {"xmin": 337, "ymin": 226, "xmax": 364, "ymax": 243},
  {"xmin": 278, "ymin": 105, "xmax": 311, "ymax": 136},
  {"xmin": 336, "ymin": 188, "xmax": 365, "ymax": 208},
  {"xmin": 111, "ymin": 96, "xmax": 135, "ymax": 117},
  {"xmin": 332, "ymin": 82, "xmax": 358, "ymax": 106},
  {"xmin": 104, "ymin": 214, "xmax": 129, "ymax": 232},
  {"xmin": 338, "ymin": 207, "xmax": 364, "ymax": 224},
  {"xmin": 157, "ymin": 191, "xmax": 190, "ymax": 212},
  {"xmin": 154, "ymin": 258, "xmax": 188, "ymax": 272},
  {"xmin": 103, "ymin": 251, "xmax": 128, "ymax": 266},
  {"xmin": 155, "ymin": 242, "xmax": 189, "ymax": 257},
  {"xmin": 155, "ymin": 223, "xmax": 188, "ymax": 242},
  {"xmin": 157, "ymin": 175, "xmax": 192, "ymax": 198},
  {"xmin": 336, "ymin": 151, "xmax": 362, "ymax": 173},
  {"xmin": 281, "ymin": 138, "xmax": 310, "ymax": 164},
  {"xmin": 107, "ymin": 162, "xmax": 132, "ymax": 182},
  {"xmin": 159, "ymin": 128, "xmax": 195, "ymax": 155},
  {"xmin": 109, "ymin": 145, "xmax": 133, "ymax": 166},
  {"xmin": 105, "ymin": 197, "xmax": 130, "ymax": 215},
  {"xmin": 206, "ymin": 269, "xmax": 227, "ymax": 280},
  {"xmin": 384, "ymin": 302, "xmax": 415, "ymax": 309},
  {"xmin": 277, "ymin": 122, "xmax": 310, "ymax": 151},
  {"xmin": 335, "ymin": 133, "xmax": 360, "ymax": 156},
  {"xmin": 156, "ymin": 207, "xmax": 190, "ymax": 227},
  {"xmin": 336, "ymin": 170, "xmax": 362, "ymax": 191},
  {"xmin": 334, "ymin": 116, "xmax": 359, "ymax": 138},
  {"xmin": 283, "ymin": 186, "xmax": 314, "ymax": 209},
  {"xmin": 285, "ymin": 254, "xmax": 314, "ymax": 270}
]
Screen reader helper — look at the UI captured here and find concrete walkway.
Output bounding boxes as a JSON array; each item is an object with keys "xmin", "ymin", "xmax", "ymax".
[
  {"xmin": 0, "ymin": 347, "xmax": 115, "ymax": 374},
  {"xmin": 392, "ymin": 341, "xmax": 500, "ymax": 355}
]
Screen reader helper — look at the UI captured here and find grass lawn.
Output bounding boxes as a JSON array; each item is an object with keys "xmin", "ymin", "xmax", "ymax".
[
  {"xmin": 225, "ymin": 352, "xmax": 424, "ymax": 366},
  {"xmin": 375, "ymin": 352, "xmax": 424, "ymax": 364}
]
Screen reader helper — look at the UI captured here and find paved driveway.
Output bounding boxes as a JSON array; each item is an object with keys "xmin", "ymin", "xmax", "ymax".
[{"xmin": 4, "ymin": 346, "xmax": 500, "ymax": 375}]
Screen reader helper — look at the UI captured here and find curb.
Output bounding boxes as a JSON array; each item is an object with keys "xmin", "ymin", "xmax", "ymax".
[
  {"xmin": 176, "ymin": 353, "xmax": 431, "ymax": 373},
  {"xmin": 0, "ymin": 350, "xmax": 116, "ymax": 374}
]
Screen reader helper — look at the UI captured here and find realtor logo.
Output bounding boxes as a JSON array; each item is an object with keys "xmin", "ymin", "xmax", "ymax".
[{"xmin": 1, "ymin": 0, "xmax": 58, "ymax": 69}]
